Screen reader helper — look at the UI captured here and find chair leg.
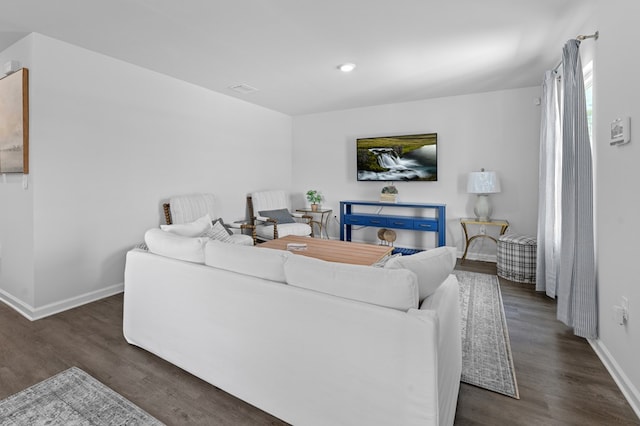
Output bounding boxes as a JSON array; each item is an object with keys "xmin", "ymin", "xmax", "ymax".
[{"xmin": 163, "ymin": 203, "xmax": 173, "ymax": 225}]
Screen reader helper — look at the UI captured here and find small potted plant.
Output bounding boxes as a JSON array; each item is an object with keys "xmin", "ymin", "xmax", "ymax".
[
  {"xmin": 306, "ymin": 190, "xmax": 323, "ymax": 211},
  {"xmin": 380, "ymin": 184, "xmax": 398, "ymax": 203}
]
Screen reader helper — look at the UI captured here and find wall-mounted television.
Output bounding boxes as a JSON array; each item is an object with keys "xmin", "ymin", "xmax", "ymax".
[{"xmin": 356, "ymin": 133, "xmax": 437, "ymax": 181}]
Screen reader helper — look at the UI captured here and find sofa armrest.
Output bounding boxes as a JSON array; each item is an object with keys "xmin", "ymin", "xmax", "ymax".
[
  {"xmin": 256, "ymin": 215, "xmax": 276, "ymax": 223},
  {"xmin": 228, "ymin": 221, "xmax": 255, "ymax": 234},
  {"xmin": 230, "ymin": 220, "xmax": 258, "ymax": 244}
]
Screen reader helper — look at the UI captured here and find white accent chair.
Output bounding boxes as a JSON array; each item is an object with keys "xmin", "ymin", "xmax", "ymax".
[
  {"xmin": 163, "ymin": 193, "xmax": 255, "ymax": 246},
  {"xmin": 247, "ymin": 190, "xmax": 313, "ymax": 241}
]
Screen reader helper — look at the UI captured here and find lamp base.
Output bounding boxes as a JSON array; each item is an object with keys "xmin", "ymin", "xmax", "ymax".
[{"xmin": 474, "ymin": 194, "xmax": 493, "ymax": 221}]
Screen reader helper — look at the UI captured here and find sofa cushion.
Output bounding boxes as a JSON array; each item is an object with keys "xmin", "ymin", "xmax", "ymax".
[
  {"xmin": 258, "ymin": 208, "xmax": 295, "ymax": 224},
  {"xmin": 205, "ymin": 240, "xmax": 289, "ymax": 282},
  {"xmin": 284, "ymin": 255, "xmax": 419, "ymax": 311},
  {"xmin": 144, "ymin": 228, "xmax": 208, "ymax": 263},
  {"xmin": 384, "ymin": 246, "xmax": 457, "ymax": 301},
  {"xmin": 161, "ymin": 214, "xmax": 212, "ymax": 237},
  {"xmin": 255, "ymin": 222, "xmax": 312, "ymax": 240}
]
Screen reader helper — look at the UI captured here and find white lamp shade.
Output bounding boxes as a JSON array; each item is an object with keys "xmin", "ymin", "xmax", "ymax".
[{"xmin": 467, "ymin": 171, "xmax": 501, "ymax": 194}]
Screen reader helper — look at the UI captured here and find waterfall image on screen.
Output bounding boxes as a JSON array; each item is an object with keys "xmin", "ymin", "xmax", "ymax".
[{"xmin": 356, "ymin": 133, "xmax": 437, "ymax": 181}]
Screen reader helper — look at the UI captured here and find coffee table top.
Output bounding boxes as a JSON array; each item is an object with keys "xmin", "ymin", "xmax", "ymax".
[{"xmin": 257, "ymin": 235, "xmax": 393, "ymax": 266}]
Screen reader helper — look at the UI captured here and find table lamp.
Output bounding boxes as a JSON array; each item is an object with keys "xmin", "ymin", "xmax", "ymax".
[{"xmin": 467, "ymin": 168, "xmax": 501, "ymax": 221}]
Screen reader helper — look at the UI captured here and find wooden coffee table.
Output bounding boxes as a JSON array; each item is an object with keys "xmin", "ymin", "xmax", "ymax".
[{"xmin": 258, "ymin": 235, "xmax": 393, "ymax": 266}]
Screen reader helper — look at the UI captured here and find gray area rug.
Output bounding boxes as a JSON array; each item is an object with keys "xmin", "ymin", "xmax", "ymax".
[
  {"xmin": 0, "ymin": 367, "xmax": 164, "ymax": 425},
  {"xmin": 455, "ymin": 270, "xmax": 520, "ymax": 399}
]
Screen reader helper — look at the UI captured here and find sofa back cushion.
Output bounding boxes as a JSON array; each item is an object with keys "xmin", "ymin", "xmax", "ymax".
[
  {"xmin": 205, "ymin": 240, "xmax": 290, "ymax": 282},
  {"xmin": 284, "ymin": 254, "xmax": 419, "ymax": 311},
  {"xmin": 144, "ymin": 228, "xmax": 208, "ymax": 264},
  {"xmin": 384, "ymin": 246, "xmax": 457, "ymax": 301}
]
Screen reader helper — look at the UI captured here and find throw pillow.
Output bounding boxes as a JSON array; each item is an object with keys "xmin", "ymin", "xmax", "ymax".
[
  {"xmin": 384, "ymin": 246, "xmax": 457, "ymax": 301},
  {"xmin": 258, "ymin": 208, "xmax": 295, "ymax": 224},
  {"xmin": 212, "ymin": 217, "xmax": 233, "ymax": 236},
  {"xmin": 160, "ymin": 214, "xmax": 213, "ymax": 237},
  {"xmin": 201, "ymin": 221, "xmax": 233, "ymax": 243}
]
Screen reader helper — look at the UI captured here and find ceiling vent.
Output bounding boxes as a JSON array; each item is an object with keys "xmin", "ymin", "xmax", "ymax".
[{"xmin": 228, "ymin": 83, "xmax": 259, "ymax": 94}]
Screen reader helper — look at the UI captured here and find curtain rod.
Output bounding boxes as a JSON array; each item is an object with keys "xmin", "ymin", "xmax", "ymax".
[
  {"xmin": 553, "ymin": 31, "xmax": 599, "ymax": 72},
  {"xmin": 576, "ymin": 31, "xmax": 599, "ymax": 41}
]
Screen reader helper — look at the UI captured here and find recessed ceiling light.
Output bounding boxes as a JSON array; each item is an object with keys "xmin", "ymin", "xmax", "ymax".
[{"xmin": 337, "ymin": 63, "xmax": 356, "ymax": 73}]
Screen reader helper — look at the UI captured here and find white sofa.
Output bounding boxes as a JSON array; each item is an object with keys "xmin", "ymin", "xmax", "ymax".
[{"xmin": 123, "ymin": 240, "xmax": 461, "ymax": 426}]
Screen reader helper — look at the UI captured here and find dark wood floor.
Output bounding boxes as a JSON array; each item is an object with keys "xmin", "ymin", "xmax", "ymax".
[
  {"xmin": 454, "ymin": 260, "xmax": 639, "ymax": 425},
  {"xmin": 0, "ymin": 260, "xmax": 638, "ymax": 425}
]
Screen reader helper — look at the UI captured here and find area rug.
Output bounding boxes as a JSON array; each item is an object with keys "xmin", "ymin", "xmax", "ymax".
[
  {"xmin": 0, "ymin": 367, "xmax": 164, "ymax": 425},
  {"xmin": 455, "ymin": 270, "xmax": 520, "ymax": 399}
]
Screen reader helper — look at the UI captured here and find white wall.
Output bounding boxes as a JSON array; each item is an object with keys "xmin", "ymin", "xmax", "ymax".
[
  {"xmin": 592, "ymin": 0, "xmax": 640, "ymax": 415},
  {"xmin": 0, "ymin": 36, "xmax": 35, "ymax": 309},
  {"xmin": 0, "ymin": 33, "xmax": 292, "ymax": 318},
  {"xmin": 292, "ymin": 87, "xmax": 541, "ymax": 258}
]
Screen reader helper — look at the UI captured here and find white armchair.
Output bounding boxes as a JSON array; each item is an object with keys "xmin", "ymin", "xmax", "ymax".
[
  {"xmin": 247, "ymin": 190, "xmax": 313, "ymax": 241},
  {"xmin": 163, "ymin": 193, "xmax": 255, "ymax": 246}
]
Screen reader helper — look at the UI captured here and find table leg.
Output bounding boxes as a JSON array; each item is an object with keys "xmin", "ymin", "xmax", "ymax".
[
  {"xmin": 461, "ymin": 222, "xmax": 470, "ymax": 261},
  {"xmin": 322, "ymin": 212, "xmax": 330, "ymax": 238}
]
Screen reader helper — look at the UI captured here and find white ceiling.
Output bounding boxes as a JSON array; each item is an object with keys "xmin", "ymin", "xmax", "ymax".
[{"xmin": 0, "ymin": 0, "xmax": 596, "ymax": 116}]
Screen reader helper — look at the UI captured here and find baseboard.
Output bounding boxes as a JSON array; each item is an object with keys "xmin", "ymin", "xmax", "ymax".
[
  {"xmin": 588, "ymin": 338, "xmax": 640, "ymax": 419},
  {"xmin": 0, "ymin": 283, "xmax": 124, "ymax": 321},
  {"xmin": 0, "ymin": 288, "xmax": 36, "ymax": 321},
  {"xmin": 457, "ymin": 250, "xmax": 497, "ymax": 263}
]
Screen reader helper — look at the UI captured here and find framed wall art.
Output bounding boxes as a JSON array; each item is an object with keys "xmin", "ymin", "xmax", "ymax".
[{"xmin": 0, "ymin": 68, "xmax": 29, "ymax": 173}]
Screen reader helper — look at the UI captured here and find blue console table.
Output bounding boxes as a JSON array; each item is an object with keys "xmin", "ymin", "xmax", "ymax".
[{"xmin": 340, "ymin": 200, "xmax": 446, "ymax": 247}]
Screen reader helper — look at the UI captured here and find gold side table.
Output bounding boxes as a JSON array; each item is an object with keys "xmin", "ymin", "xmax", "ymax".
[
  {"xmin": 460, "ymin": 218, "xmax": 509, "ymax": 261},
  {"xmin": 296, "ymin": 208, "xmax": 333, "ymax": 239}
]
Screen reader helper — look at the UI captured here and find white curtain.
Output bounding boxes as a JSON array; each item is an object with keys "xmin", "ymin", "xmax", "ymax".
[
  {"xmin": 536, "ymin": 70, "xmax": 562, "ymax": 298},
  {"xmin": 537, "ymin": 39, "xmax": 597, "ymax": 339},
  {"xmin": 557, "ymin": 39, "xmax": 597, "ymax": 339}
]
